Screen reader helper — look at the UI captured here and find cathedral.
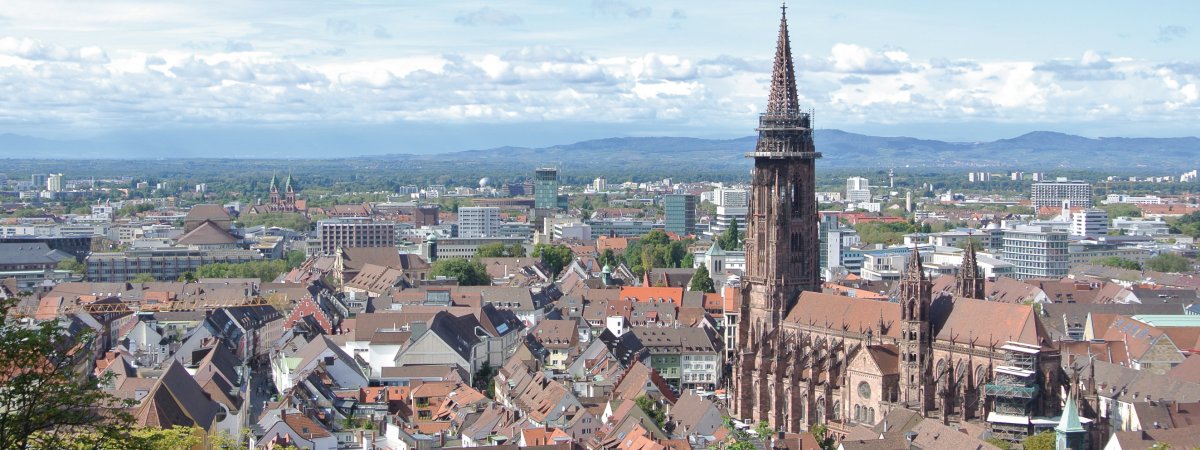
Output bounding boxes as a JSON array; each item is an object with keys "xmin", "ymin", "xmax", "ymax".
[
  {"xmin": 249, "ymin": 171, "xmax": 303, "ymax": 214},
  {"xmin": 731, "ymin": 8, "xmax": 1063, "ymax": 441}
]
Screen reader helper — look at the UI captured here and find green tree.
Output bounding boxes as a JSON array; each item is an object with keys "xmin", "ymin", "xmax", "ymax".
[
  {"xmin": 754, "ymin": 420, "xmax": 773, "ymax": 440},
  {"xmin": 1021, "ymin": 430, "xmax": 1055, "ymax": 450},
  {"xmin": 1092, "ymin": 256, "xmax": 1142, "ymax": 271},
  {"xmin": 985, "ymin": 438, "xmax": 1013, "ymax": 450},
  {"xmin": 808, "ymin": 423, "xmax": 835, "ymax": 450},
  {"xmin": 285, "ymin": 250, "xmax": 307, "ymax": 269},
  {"xmin": 195, "ymin": 259, "xmax": 289, "ymax": 282},
  {"xmin": 600, "ymin": 249, "xmax": 617, "ymax": 268},
  {"xmin": 176, "ymin": 271, "xmax": 197, "ymax": 283},
  {"xmin": 681, "ymin": 252, "xmax": 695, "ymax": 269},
  {"xmin": 1145, "ymin": 253, "xmax": 1192, "ymax": 273},
  {"xmin": 534, "ymin": 243, "xmax": 574, "ymax": 277},
  {"xmin": 56, "ymin": 259, "xmax": 85, "ymax": 275},
  {"xmin": 130, "ymin": 273, "xmax": 157, "ymax": 283},
  {"xmin": 0, "ymin": 300, "xmax": 136, "ymax": 449},
  {"xmin": 235, "ymin": 212, "xmax": 310, "ymax": 231},
  {"xmin": 430, "ymin": 258, "xmax": 491, "ymax": 285},
  {"xmin": 507, "ymin": 244, "xmax": 528, "ymax": 257},
  {"xmin": 476, "ymin": 242, "xmax": 509, "ymax": 258},
  {"xmin": 1101, "ymin": 203, "xmax": 1142, "ymax": 218},
  {"xmin": 718, "ymin": 217, "xmax": 741, "ymax": 250},
  {"xmin": 690, "ymin": 264, "xmax": 716, "ymax": 293},
  {"xmin": 634, "ymin": 395, "xmax": 666, "ymax": 429}
]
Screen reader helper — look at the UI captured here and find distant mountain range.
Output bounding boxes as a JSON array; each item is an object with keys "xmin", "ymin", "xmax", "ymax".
[{"xmin": 2, "ymin": 130, "xmax": 1197, "ymax": 171}]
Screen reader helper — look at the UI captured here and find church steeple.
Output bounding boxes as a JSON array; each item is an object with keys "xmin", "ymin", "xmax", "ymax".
[
  {"xmin": 269, "ymin": 170, "xmax": 280, "ymax": 205},
  {"xmin": 956, "ymin": 240, "xmax": 986, "ymax": 300},
  {"xmin": 734, "ymin": 4, "xmax": 822, "ymax": 428},
  {"xmin": 766, "ymin": 3, "xmax": 800, "ymax": 115}
]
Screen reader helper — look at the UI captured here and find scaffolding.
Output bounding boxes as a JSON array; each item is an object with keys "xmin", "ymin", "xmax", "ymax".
[{"xmin": 985, "ymin": 342, "xmax": 1042, "ymax": 443}]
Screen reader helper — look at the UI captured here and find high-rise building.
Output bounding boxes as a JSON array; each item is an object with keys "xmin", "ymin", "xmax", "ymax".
[
  {"xmin": 592, "ymin": 176, "xmax": 607, "ymax": 192},
  {"xmin": 663, "ymin": 194, "xmax": 697, "ymax": 236},
  {"xmin": 31, "ymin": 174, "xmax": 47, "ymax": 190},
  {"xmin": 534, "ymin": 168, "xmax": 559, "ymax": 210},
  {"xmin": 733, "ymin": 6, "xmax": 823, "ymax": 422},
  {"xmin": 1031, "ymin": 178, "xmax": 1092, "ymax": 208},
  {"xmin": 458, "ymin": 207, "xmax": 501, "ymax": 238},
  {"xmin": 46, "ymin": 173, "xmax": 64, "ymax": 192},
  {"xmin": 846, "ymin": 176, "xmax": 871, "ymax": 202},
  {"xmin": 1070, "ymin": 209, "xmax": 1109, "ymax": 237},
  {"xmin": 1001, "ymin": 224, "xmax": 1069, "ymax": 279},
  {"xmin": 318, "ymin": 218, "xmax": 396, "ymax": 254}
]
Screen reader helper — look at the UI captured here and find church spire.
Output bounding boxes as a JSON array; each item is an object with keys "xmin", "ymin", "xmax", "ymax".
[
  {"xmin": 956, "ymin": 239, "xmax": 986, "ymax": 300},
  {"xmin": 766, "ymin": 3, "xmax": 800, "ymax": 115}
]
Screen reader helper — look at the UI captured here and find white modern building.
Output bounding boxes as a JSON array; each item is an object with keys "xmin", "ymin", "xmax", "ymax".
[
  {"xmin": 846, "ymin": 177, "xmax": 871, "ymax": 202},
  {"xmin": 1032, "ymin": 178, "xmax": 1093, "ymax": 208},
  {"xmin": 458, "ymin": 207, "xmax": 501, "ymax": 238},
  {"xmin": 1071, "ymin": 209, "xmax": 1109, "ymax": 237}
]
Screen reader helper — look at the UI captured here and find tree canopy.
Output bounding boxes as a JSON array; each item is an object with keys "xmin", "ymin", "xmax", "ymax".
[
  {"xmin": 1092, "ymin": 256, "xmax": 1142, "ymax": 271},
  {"xmin": 195, "ymin": 259, "xmax": 290, "ymax": 282},
  {"xmin": 690, "ymin": 264, "xmax": 716, "ymax": 293},
  {"xmin": 476, "ymin": 242, "xmax": 528, "ymax": 258},
  {"xmin": 533, "ymin": 243, "xmax": 573, "ymax": 277},
  {"xmin": 718, "ymin": 217, "xmax": 741, "ymax": 251},
  {"xmin": 623, "ymin": 230, "xmax": 692, "ymax": 276},
  {"xmin": 430, "ymin": 258, "xmax": 491, "ymax": 285},
  {"xmin": 1145, "ymin": 253, "xmax": 1193, "ymax": 273}
]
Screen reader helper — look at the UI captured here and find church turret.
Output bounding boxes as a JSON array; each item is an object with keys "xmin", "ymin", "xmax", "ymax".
[
  {"xmin": 898, "ymin": 246, "xmax": 934, "ymax": 412},
  {"xmin": 1055, "ymin": 392, "xmax": 1087, "ymax": 450}
]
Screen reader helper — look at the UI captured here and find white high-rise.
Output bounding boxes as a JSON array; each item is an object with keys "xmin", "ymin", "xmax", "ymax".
[
  {"xmin": 458, "ymin": 207, "xmax": 501, "ymax": 238},
  {"xmin": 47, "ymin": 173, "xmax": 64, "ymax": 192},
  {"xmin": 1071, "ymin": 209, "xmax": 1109, "ymax": 237},
  {"xmin": 846, "ymin": 176, "xmax": 871, "ymax": 202}
]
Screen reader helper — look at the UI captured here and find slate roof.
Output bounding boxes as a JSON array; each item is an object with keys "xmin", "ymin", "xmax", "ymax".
[{"xmin": 0, "ymin": 242, "xmax": 73, "ymax": 266}]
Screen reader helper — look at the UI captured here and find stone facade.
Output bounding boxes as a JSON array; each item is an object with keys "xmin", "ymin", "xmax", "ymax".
[{"xmin": 728, "ymin": 12, "xmax": 1063, "ymax": 433}]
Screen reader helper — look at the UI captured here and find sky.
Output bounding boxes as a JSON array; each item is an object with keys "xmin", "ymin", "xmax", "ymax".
[{"xmin": 1, "ymin": 0, "xmax": 1198, "ymax": 155}]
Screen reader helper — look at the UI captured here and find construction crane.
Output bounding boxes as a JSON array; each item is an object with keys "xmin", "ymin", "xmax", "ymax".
[{"xmin": 5, "ymin": 295, "xmax": 281, "ymax": 321}]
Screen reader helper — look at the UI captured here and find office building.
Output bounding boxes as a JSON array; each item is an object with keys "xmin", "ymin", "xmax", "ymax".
[
  {"xmin": 458, "ymin": 207, "xmax": 501, "ymax": 238},
  {"xmin": 31, "ymin": 174, "xmax": 47, "ymax": 190},
  {"xmin": 318, "ymin": 218, "xmax": 396, "ymax": 254},
  {"xmin": 86, "ymin": 247, "xmax": 263, "ymax": 282},
  {"xmin": 846, "ymin": 176, "xmax": 871, "ymax": 202},
  {"xmin": 663, "ymin": 194, "xmax": 697, "ymax": 236},
  {"xmin": 586, "ymin": 219, "xmax": 661, "ymax": 238},
  {"xmin": 1031, "ymin": 178, "xmax": 1093, "ymax": 208},
  {"xmin": 534, "ymin": 168, "xmax": 559, "ymax": 210},
  {"xmin": 1070, "ymin": 209, "xmax": 1109, "ymax": 237},
  {"xmin": 1001, "ymin": 225, "xmax": 1069, "ymax": 279}
]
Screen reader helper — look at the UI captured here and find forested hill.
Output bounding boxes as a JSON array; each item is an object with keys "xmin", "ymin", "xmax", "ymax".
[{"xmin": 1, "ymin": 130, "xmax": 1197, "ymax": 176}]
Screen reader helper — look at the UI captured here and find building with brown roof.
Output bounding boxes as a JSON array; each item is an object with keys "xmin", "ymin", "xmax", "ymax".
[{"xmin": 183, "ymin": 204, "xmax": 232, "ymax": 233}]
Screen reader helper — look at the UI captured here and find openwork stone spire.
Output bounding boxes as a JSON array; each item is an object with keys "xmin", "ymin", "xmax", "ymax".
[{"xmin": 766, "ymin": 4, "xmax": 800, "ymax": 115}]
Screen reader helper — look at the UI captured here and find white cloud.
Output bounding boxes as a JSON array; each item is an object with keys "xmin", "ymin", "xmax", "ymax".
[
  {"xmin": 455, "ymin": 7, "xmax": 523, "ymax": 27},
  {"xmin": 0, "ymin": 33, "xmax": 1197, "ymax": 135}
]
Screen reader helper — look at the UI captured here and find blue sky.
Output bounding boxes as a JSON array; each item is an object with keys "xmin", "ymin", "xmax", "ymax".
[{"xmin": 1, "ymin": 1, "xmax": 1198, "ymax": 154}]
